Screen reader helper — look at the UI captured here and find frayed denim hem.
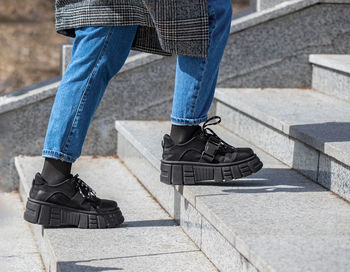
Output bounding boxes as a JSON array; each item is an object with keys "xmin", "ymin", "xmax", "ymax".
[
  {"xmin": 42, "ymin": 149, "xmax": 77, "ymax": 163},
  {"xmin": 170, "ymin": 115, "xmax": 208, "ymax": 126}
]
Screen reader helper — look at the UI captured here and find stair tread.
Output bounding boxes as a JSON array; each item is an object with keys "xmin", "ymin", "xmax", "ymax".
[
  {"xmin": 16, "ymin": 156, "xmax": 216, "ymax": 272},
  {"xmin": 115, "ymin": 120, "xmax": 350, "ymax": 272},
  {"xmin": 215, "ymin": 87, "xmax": 350, "ymax": 166},
  {"xmin": 0, "ymin": 192, "xmax": 44, "ymax": 271},
  {"xmin": 309, "ymin": 54, "xmax": 350, "ymax": 74}
]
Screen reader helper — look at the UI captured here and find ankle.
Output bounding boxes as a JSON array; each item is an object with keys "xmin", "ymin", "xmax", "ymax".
[
  {"xmin": 41, "ymin": 157, "xmax": 72, "ymax": 185},
  {"xmin": 170, "ymin": 124, "xmax": 200, "ymax": 144}
]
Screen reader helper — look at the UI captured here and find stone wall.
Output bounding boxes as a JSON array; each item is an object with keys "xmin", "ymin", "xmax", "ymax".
[{"xmin": 218, "ymin": 3, "xmax": 350, "ymax": 88}]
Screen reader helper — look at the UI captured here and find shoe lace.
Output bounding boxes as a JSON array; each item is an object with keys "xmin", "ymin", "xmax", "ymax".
[
  {"xmin": 72, "ymin": 174, "xmax": 97, "ymax": 200},
  {"xmin": 201, "ymin": 116, "xmax": 235, "ymax": 152}
]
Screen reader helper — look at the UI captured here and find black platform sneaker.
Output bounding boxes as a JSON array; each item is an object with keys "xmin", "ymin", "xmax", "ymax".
[
  {"xmin": 160, "ymin": 116, "xmax": 263, "ymax": 185},
  {"xmin": 24, "ymin": 172, "xmax": 124, "ymax": 228}
]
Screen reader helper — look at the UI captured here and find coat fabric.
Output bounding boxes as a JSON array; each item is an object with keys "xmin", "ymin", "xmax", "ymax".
[{"xmin": 55, "ymin": 0, "xmax": 209, "ymax": 58}]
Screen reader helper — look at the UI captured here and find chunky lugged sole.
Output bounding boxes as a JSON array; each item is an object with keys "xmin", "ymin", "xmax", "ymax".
[
  {"xmin": 24, "ymin": 198, "xmax": 124, "ymax": 228},
  {"xmin": 160, "ymin": 154, "xmax": 263, "ymax": 185}
]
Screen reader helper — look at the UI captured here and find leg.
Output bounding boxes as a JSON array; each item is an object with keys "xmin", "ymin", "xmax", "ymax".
[
  {"xmin": 24, "ymin": 26, "xmax": 137, "ymax": 228},
  {"xmin": 161, "ymin": 1, "xmax": 263, "ymax": 185},
  {"xmin": 171, "ymin": 0, "xmax": 232, "ymax": 127},
  {"xmin": 42, "ymin": 25, "xmax": 138, "ymax": 163}
]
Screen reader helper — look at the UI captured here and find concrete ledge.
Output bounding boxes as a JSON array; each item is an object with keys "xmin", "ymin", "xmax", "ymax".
[
  {"xmin": 15, "ymin": 155, "xmax": 216, "ymax": 272},
  {"xmin": 309, "ymin": 54, "xmax": 350, "ymax": 74},
  {"xmin": 215, "ymin": 88, "xmax": 350, "ymax": 200},
  {"xmin": 0, "ymin": 77, "xmax": 60, "ymax": 115},
  {"xmin": 257, "ymin": 0, "xmax": 297, "ymax": 11},
  {"xmin": 310, "ymin": 55, "xmax": 350, "ymax": 101},
  {"xmin": 115, "ymin": 120, "xmax": 350, "ymax": 272}
]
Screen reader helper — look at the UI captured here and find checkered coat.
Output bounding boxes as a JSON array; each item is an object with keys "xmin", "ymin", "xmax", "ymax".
[{"xmin": 55, "ymin": 0, "xmax": 209, "ymax": 57}]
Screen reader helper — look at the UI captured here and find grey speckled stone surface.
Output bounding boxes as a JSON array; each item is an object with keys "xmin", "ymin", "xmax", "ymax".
[
  {"xmin": 258, "ymin": 0, "xmax": 295, "ymax": 11},
  {"xmin": 215, "ymin": 88, "xmax": 350, "ymax": 200},
  {"xmin": 230, "ymin": 0, "xmax": 349, "ymax": 37},
  {"xmin": 0, "ymin": 192, "xmax": 44, "ymax": 272},
  {"xmin": 115, "ymin": 120, "xmax": 350, "ymax": 272},
  {"xmin": 180, "ymin": 196, "xmax": 202, "ymax": 247},
  {"xmin": 201, "ymin": 217, "xmax": 258, "ymax": 272},
  {"xmin": 318, "ymin": 153, "xmax": 350, "ymax": 200},
  {"xmin": 310, "ymin": 54, "xmax": 350, "ymax": 101},
  {"xmin": 310, "ymin": 54, "xmax": 350, "ymax": 74},
  {"xmin": 216, "ymin": 101, "xmax": 320, "ymax": 181},
  {"xmin": 15, "ymin": 156, "xmax": 216, "ymax": 272},
  {"xmin": 0, "ymin": 79, "xmax": 60, "ymax": 115},
  {"xmin": 218, "ymin": 3, "xmax": 350, "ymax": 88},
  {"xmin": 117, "ymin": 135, "xmax": 207, "ymax": 253},
  {"xmin": 215, "ymin": 88, "xmax": 350, "ymax": 166},
  {"xmin": 116, "ymin": 121, "xmax": 260, "ymax": 271},
  {"xmin": 0, "ymin": 95, "xmax": 56, "ymax": 191},
  {"xmin": 117, "ymin": 134, "xmax": 177, "ymax": 217}
]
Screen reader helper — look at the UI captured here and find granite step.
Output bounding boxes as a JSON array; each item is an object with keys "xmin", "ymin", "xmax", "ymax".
[
  {"xmin": 0, "ymin": 191, "xmax": 44, "ymax": 271},
  {"xmin": 309, "ymin": 54, "xmax": 350, "ymax": 102},
  {"xmin": 214, "ymin": 87, "xmax": 350, "ymax": 201},
  {"xmin": 115, "ymin": 120, "xmax": 350, "ymax": 272},
  {"xmin": 15, "ymin": 155, "xmax": 217, "ymax": 272}
]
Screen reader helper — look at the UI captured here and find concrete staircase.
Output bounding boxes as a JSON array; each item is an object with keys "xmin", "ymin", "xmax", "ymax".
[
  {"xmin": 109, "ymin": 53, "xmax": 350, "ymax": 272},
  {"xmin": 215, "ymin": 54, "xmax": 350, "ymax": 201},
  {"xmin": 3, "ymin": 1, "xmax": 350, "ymax": 271},
  {"xmin": 0, "ymin": 191, "xmax": 44, "ymax": 271},
  {"xmin": 114, "ymin": 120, "xmax": 350, "ymax": 272}
]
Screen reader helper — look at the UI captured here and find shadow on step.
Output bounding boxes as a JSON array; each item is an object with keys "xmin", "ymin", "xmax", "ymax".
[
  {"xmin": 190, "ymin": 168, "xmax": 326, "ymax": 195},
  {"xmin": 58, "ymin": 250, "xmax": 199, "ymax": 271},
  {"xmin": 123, "ymin": 219, "xmax": 177, "ymax": 227},
  {"xmin": 290, "ymin": 122, "xmax": 350, "ymax": 149},
  {"xmin": 59, "ymin": 262, "xmax": 123, "ymax": 271},
  {"xmin": 44, "ymin": 219, "xmax": 177, "ymax": 229}
]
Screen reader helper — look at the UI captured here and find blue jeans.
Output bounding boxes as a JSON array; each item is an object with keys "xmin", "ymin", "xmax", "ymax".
[{"xmin": 42, "ymin": 0, "xmax": 232, "ymax": 163}]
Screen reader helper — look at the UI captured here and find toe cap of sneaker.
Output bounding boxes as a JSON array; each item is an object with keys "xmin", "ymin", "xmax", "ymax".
[
  {"xmin": 234, "ymin": 147, "xmax": 254, "ymax": 161},
  {"xmin": 98, "ymin": 199, "xmax": 120, "ymax": 211}
]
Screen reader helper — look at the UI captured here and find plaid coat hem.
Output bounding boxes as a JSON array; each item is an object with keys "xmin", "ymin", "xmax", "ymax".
[{"xmin": 55, "ymin": 0, "xmax": 209, "ymax": 58}]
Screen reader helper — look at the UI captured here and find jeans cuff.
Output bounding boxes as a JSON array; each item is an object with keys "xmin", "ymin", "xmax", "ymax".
[
  {"xmin": 42, "ymin": 149, "xmax": 77, "ymax": 163},
  {"xmin": 170, "ymin": 115, "xmax": 208, "ymax": 126}
]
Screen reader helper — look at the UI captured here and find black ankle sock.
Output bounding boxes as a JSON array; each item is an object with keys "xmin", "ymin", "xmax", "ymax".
[
  {"xmin": 170, "ymin": 124, "xmax": 200, "ymax": 144},
  {"xmin": 41, "ymin": 158, "xmax": 72, "ymax": 185}
]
